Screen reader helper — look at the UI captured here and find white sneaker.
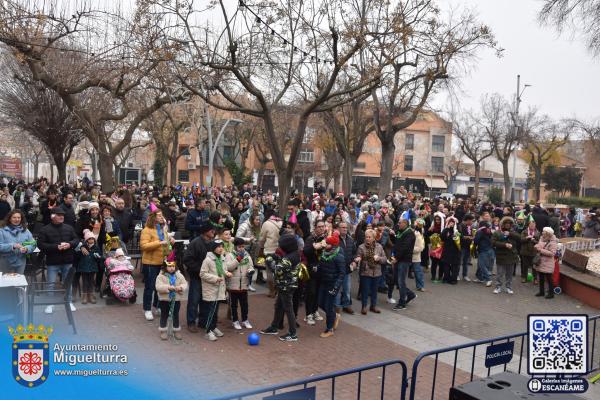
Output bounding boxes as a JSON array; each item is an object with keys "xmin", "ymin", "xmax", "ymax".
[
  {"xmin": 44, "ymin": 305, "xmax": 53, "ymax": 314},
  {"xmin": 506, "ymin": 288, "xmax": 514, "ymax": 295},
  {"xmin": 306, "ymin": 314, "xmax": 315, "ymax": 326},
  {"xmin": 473, "ymin": 278, "xmax": 482, "ymax": 283},
  {"xmin": 485, "ymin": 281, "xmax": 492, "ymax": 287},
  {"xmin": 242, "ymin": 320, "xmax": 253, "ymax": 329},
  {"xmin": 144, "ymin": 310, "xmax": 154, "ymax": 321},
  {"xmin": 386, "ymin": 297, "xmax": 397, "ymax": 304},
  {"xmin": 205, "ymin": 331, "xmax": 218, "ymax": 341},
  {"xmin": 457, "ymin": 275, "xmax": 461, "ymax": 281},
  {"xmin": 69, "ymin": 303, "xmax": 77, "ymax": 312},
  {"xmin": 493, "ymin": 288, "xmax": 501, "ymax": 294},
  {"xmin": 313, "ymin": 311, "xmax": 323, "ymax": 321},
  {"xmin": 213, "ymin": 327, "xmax": 224, "ymax": 337},
  {"xmin": 248, "ymin": 285, "xmax": 256, "ymax": 292},
  {"xmin": 233, "ymin": 321, "xmax": 242, "ymax": 330},
  {"xmin": 464, "ymin": 277, "xmax": 471, "ymax": 282}
]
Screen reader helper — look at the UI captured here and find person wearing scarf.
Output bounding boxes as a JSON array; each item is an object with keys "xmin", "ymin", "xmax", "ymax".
[
  {"xmin": 316, "ymin": 232, "xmax": 346, "ymax": 338},
  {"xmin": 520, "ymin": 219, "xmax": 540, "ymax": 283},
  {"xmin": 200, "ymin": 240, "xmax": 234, "ymax": 341},
  {"xmin": 155, "ymin": 260, "xmax": 187, "ymax": 340},
  {"xmin": 0, "ymin": 210, "xmax": 36, "ymax": 274},
  {"xmin": 440, "ymin": 217, "xmax": 461, "ymax": 284},
  {"xmin": 356, "ymin": 229, "xmax": 387, "ymax": 315},
  {"xmin": 140, "ymin": 210, "xmax": 175, "ymax": 321},
  {"xmin": 426, "ymin": 215, "xmax": 444, "ymax": 282}
]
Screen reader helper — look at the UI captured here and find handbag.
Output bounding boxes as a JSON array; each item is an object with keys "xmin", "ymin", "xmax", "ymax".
[{"xmin": 533, "ymin": 241, "xmax": 549, "ymax": 267}]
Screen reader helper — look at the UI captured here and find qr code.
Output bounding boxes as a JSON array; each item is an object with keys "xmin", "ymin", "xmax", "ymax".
[{"xmin": 528, "ymin": 315, "xmax": 588, "ymax": 374}]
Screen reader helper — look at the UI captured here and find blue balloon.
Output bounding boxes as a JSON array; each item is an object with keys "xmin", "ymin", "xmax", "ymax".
[{"xmin": 247, "ymin": 332, "xmax": 260, "ymax": 346}]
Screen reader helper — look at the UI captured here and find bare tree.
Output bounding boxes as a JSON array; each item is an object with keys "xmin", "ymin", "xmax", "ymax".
[
  {"xmin": 146, "ymin": 0, "xmax": 384, "ymax": 208},
  {"xmin": 0, "ymin": 55, "xmax": 84, "ymax": 182},
  {"xmin": 0, "ymin": 1, "xmax": 184, "ymax": 191},
  {"xmin": 362, "ymin": 1, "xmax": 498, "ymax": 196},
  {"xmin": 453, "ymin": 111, "xmax": 494, "ymax": 199},
  {"xmin": 539, "ymin": 0, "xmax": 600, "ymax": 55},
  {"xmin": 481, "ymin": 94, "xmax": 519, "ymax": 202},
  {"xmin": 521, "ymin": 112, "xmax": 569, "ymax": 201}
]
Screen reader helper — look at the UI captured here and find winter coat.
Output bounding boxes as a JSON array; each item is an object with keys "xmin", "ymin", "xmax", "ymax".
[
  {"xmin": 492, "ymin": 230, "xmax": 521, "ymax": 265},
  {"xmin": 140, "ymin": 224, "xmax": 170, "ymax": 266},
  {"xmin": 75, "ymin": 243, "xmax": 101, "ymax": 273},
  {"xmin": 583, "ymin": 220, "xmax": 600, "ymax": 239},
  {"xmin": 77, "ymin": 213, "xmax": 106, "ymax": 250},
  {"xmin": 474, "ymin": 227, "xmax": 493, "ymax": 253},
  {"xmin": 412, "ymin": 230, "xmax": 425, "ymax": 263},
  {"xmin": 113, "ymin": 208, "xmax": 135, "ymax": 243},
  {"xmin": 304, "ymin": 233, "xmax": 327, "ymax": 267},
  {"xmin": 0, "ymin": 225, "xmax": 35, "ymax": 272},
  {"xmin": 267, "ymin": 250, "xmax": 301, "ymax": 292},
  {"xmin": 155, "ymin": 270, "xmax": 188, "ymax": 301},
  {"xmin": 316, "ymin": 247, "xmax": 346, "ymax": 290},
  {"xmin": 458, "ymin": 223, "xmax": 475, "ymax": 247},
  {"xmin": 441, "ymin": 227, "xmax": 461, "ymax": 265},
  {"xmin": 59, "ymin": 203, "xmax": 77, "ymax": 228},
  {"xmin": 392, "ymin": 228, "xmax": 416, "ymax": 264},
  {"xmin": 200, "ymin": 252, "xmax": 236, "ymax": 301},
  {"xmin": 226, "ymin": 252, "xmax": 255, "ymax": 291},
  {"xmin": 37, "ymin": 222, "xmax": 79, "ymax": 266},
  {"xmin": 258, "ymin": 218, "xmax": 282, "ymax": 255},
  {"xmin": 0, "ymin": 200, "xmax": 11, "ymax": 220},
  {"xmin": 183, "ymin": 236, "xmax": 209, "ymax": 277},
  {"xmin": 235, "ymin": 220, "xmax": 259, "ymax": 244},
  {"xmin": 520, "ymin": 229, "xmax": 540, "ymax": 257},
  {"xmin": 185, "ymin": 208, "xmax": 210, "ymax": 238},
  {"xmin": 534, "ymin": 236, "xmax": 558, "ymax": 274},
  {"xmin": 357, "ymin": 242, "xmax": 387, "ymax": 278},
  {"xmin": 338, "ymin": 233, "xmax": 357, "ymax": 273}
]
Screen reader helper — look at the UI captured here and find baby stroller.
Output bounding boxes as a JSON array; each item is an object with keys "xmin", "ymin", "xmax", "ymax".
[{"xmin": 103, "ymin": 249, "xmax": 137, "ymax": 305}]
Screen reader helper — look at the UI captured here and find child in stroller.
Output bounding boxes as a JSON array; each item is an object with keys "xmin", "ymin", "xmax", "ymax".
[{"xmin": 104, "ymin": 248, "xmax": 137, "ymax": 304}]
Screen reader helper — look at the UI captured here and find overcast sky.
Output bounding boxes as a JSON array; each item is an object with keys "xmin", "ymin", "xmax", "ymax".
[{"xmin": 432, "ymin": 0, "xmax": 600, "ymax": 121}]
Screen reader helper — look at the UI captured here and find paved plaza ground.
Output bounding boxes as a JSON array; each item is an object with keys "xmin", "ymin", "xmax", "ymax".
[{"xmin": 32, "ymin": 264, "xmax": 599, "ymax": 400}]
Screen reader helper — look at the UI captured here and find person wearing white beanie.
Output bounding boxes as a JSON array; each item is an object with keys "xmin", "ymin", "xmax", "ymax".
[{"xmin": 534, "ymin": 227, "xmax": 558, "ymax": 299}]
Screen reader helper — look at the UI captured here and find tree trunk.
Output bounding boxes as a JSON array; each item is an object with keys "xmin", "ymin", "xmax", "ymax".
[
  {"xmin": 501, "ymin": 160, "xmax": 511, "ymax": 202},
  {"xmin": 33, "ymin": 159, "xmax": 39, "ymax": 180},
  {"xmin": 49, "ymin": 162, "xmax": 54, "ymax": 183},
  {"xmin": 277, "ymin": 170, "xmax": 292, "ymax": 212},
  {"xmin": 257, "ymin": 164, "xmax": 265, "ymax": 188},
  {"xmin": 169, "ymin": 156, "xmax": 178, "ymax": 186},
  {"xmin": 474, "ymin": 162, "xmax": 481, "ymax": 201},
  {"xmin": 98, "ymin": 152, "xmax": 115, "ymax": 192},
  {"xmin": 55, "ymin": 158, "xmax": 67, "ymax": 184},
  {"xmin": 378, "ymin": 137, "xmax": 396, "ymax": 196}
]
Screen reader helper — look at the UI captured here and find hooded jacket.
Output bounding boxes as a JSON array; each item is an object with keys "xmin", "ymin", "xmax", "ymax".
[
  {"xmin": 0, "ymin": 225, "xmax": 35, "ymax": 271},
  {"xmin": 492, "ymin": 217, "xmax": 521, "ymax": 265}
]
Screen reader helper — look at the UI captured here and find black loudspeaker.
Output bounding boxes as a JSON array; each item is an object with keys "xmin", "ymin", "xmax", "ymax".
[{"xmin": 449, "ymin": 372, "xmax": 584, "ymax": 400}]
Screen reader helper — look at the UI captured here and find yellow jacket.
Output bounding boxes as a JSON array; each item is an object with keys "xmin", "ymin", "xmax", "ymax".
[{"xmin": 140, "ymin": 225, "xmax": 169, "ymax": 266}]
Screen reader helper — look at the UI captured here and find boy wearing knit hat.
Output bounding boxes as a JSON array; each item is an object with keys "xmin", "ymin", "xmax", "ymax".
[
  {"xmin": 227, "ymin": 237, "xmax": 255, "ymax": 330},
  {"xmin": 76, "ymin": 230, "xmax": 102, "ymax": 304},
  {"xmin": 200, "ymin": 240, "xmax": 233, "ymax": 341}
]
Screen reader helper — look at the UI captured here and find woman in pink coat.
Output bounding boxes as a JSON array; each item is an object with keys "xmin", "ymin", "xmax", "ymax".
[{"xmin": 534, "ymin": 227, "xmax": 558, "ymax": 299}]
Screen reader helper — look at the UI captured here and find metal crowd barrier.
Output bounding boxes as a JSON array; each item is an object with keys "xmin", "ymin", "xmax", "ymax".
[{"xmin": 212, "ymin": 359, "xmax": 409, "ymax": 400}]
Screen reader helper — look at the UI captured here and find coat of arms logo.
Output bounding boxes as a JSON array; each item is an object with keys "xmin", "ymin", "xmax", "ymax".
[{"xmin": 9, "ymin": 324, "xmax": 53, "ymax": 388}]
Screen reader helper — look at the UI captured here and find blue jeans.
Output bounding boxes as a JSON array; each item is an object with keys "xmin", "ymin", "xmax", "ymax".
[
  {"xmin": 142, "ymin": 264, "xmax": 161, "ymax": 311},
  {"xmin": 396, "ymin": 262, "xmax": 415, "ymax": 306},
  {"xmin": 47, "ymin": 264, "xmax": 73, "ymax": 303},
  {"xmin": 460, "ymin": 246, "xmax": 471, "ymax": 278},
  {"xmin": 318, "ymin": 284, "xmax": 337, "ymax": 331},
  {"xmin": 476, "ymin": 249, "xmax": 493, "ymax": 282},
  {"xmin": 360, "ymin": 275, "xmax": 378, "ymax": 308},
  {"xmin": 413, "ymin": 262, "xmax": 424, "ymax": 289},
  {"xmin": 335, "ymin": 273, "xmax": 352, "ymax": 308}
]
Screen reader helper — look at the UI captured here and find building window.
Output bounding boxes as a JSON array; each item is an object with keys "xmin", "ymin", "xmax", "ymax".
[
  {"xmin": 303, "ymin": 128, "xmax": 316, "ymax": 144},
  {"xmin": 431, "ymin": 156, "xmax": 444, "ymax": 173},
  {"xmin": 177, "ymin": 170, "xmax": 190, "ymax": 183},
  {"xmin": 404, "ymin": 155, "xmax": 413, "ymax": 171},
  {"xmin": 405, "ymin": 133, "xmax": 414, "ymax": 150},
  {"xmin": 222, "ymin": 145, "xmax": 235, "ymax": 161},
  {"xmin": 432, "ymin": 135, "xmax": 445, "ymax": 152},
  {"xmin": 298, "ymin": 150, "xmax": 314, "ymax": 163}
]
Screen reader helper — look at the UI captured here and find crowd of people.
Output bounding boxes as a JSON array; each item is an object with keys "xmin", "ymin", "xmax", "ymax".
[{"xmin": 1, "ymin": 176, "xmax": 599, "ymax": 342}]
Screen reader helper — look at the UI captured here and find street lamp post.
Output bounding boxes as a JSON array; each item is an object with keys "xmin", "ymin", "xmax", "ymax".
[{"xmin": 510, "ymin": 74, "xmax": 531, "ymax": 202}]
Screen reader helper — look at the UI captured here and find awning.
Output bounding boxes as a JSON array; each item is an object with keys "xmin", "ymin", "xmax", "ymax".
[{"xmin": 425, "ymin": 177, "xmax": 447, "ymax": 189}]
